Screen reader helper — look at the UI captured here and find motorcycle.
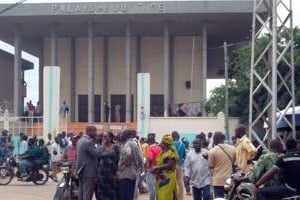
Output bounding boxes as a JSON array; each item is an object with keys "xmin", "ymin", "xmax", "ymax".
[
  {"xmin": 0, "ymin": 156, "xmax": 49, "ymax": 185},
  {"xmin": 224, "ymin": 171, "xmax": 256, "ymax": 200},
  {"xmin": 54, "ymin": 161, "xmax": 79, "ymax": 200}
]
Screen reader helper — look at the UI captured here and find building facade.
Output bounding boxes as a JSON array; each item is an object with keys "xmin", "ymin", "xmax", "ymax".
[{"xmin": 0, "ymin": 1, "xmax": 253, "ymax": 123}]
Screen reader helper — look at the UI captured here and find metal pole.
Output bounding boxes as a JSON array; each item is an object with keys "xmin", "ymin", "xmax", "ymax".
[
  {"xmin": 223, "ymin": 42, "xmax": 230, "ymax": 142},
  {"xmin": 290, "ymin": 0, "xmax": 296, "ymax": 138},
  {"xmin": 271, "ymin": 0, "xmax": 277, "ymax": 139}
]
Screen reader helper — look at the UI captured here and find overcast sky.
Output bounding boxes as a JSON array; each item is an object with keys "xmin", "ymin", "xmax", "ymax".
[{"xmin": 0, "ymin": 0, "xmax": 299, "ymax": 105}]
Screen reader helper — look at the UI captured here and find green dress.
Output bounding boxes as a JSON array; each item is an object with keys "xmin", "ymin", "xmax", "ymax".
[{"xmin": 155, "ymin": 148, "xmax": 179, "ymax": 200}]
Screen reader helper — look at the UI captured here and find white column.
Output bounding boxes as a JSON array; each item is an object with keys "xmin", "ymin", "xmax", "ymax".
[
  {"xmin": 50, "ymin": 23, "xmax": 58, "ymax": 66},
  {"xmin": 201, "ymin": 24, "xmax": 207, "ymax": 116},
  {"xmin": 125, "ymin": 23, "xmax": 132, "ymax": 122},
  {"xmin": 163, "ymin": 23, "xmax": 170, "ymax": 117},
  {"xmin": 88, "ymin": 21, "xmax": 95, "ymax": 123},
  {"xmin": 13, "ymin": 25, "xmax": 21, "ymax": 116}
]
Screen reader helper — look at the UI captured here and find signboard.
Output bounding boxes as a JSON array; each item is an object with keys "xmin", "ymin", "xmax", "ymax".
[{"xmin": 137, "ymin": 73, "xmax": 150, "ymax": 138}]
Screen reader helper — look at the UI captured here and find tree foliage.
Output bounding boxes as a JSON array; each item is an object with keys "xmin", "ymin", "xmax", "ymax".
[{"xmin": 205, "ymin": 27, "xmax": 300, "ymax": 123}]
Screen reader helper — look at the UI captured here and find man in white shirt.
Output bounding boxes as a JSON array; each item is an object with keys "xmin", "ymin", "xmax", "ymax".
[
  {"xmin": 19, "ymin": 134, "xmax": 28, "ymax": 155},
  {"xmin": 184, "ymin": 138, "xmax": 211, "ymax": 200}
]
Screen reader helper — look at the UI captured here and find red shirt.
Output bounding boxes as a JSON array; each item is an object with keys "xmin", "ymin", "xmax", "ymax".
[
  {"xmin": 146, "ymin": 144, "xmax": 162, "ymax": 168},
  {"xmin": 66, "ymin": 146, "xmax": 76, "ymax": 161}
]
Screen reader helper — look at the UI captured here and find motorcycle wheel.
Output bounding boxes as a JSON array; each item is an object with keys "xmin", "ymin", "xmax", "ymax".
[
  {"xmin": 32, "ymin": 168, "xmax": 49, "ymax": 185},
  {"xmin": 0, "ymin": 166, "xmax": 13, "ymax": 185}
]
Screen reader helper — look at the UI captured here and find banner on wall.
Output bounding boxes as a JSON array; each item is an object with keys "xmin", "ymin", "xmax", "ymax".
[
  {"xmin": 137, "ymin": 73, "xmax": 150, "ymax": 138},
  {"xmin": 43, "ymin": 66, "xmax": 61, "ymax": 140}
]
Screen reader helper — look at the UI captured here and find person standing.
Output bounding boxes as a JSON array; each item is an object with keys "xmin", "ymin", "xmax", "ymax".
[
  {"xmin": 98, "ymin": 131, "xmax": 120, "ymax": 200},
  {"xmin": 145, "ymin": 133, "xmax": 162, "ymax": 200},
  {"xmin": 104, "ymin": 101, "xmax": 110, "ymax": 122},
  {"xmin": 118, "ymin": 129, "xmax": 144, "ymax": 200},
  {"xmin": 208, "ymin": 132, "xmax": 236, "ymax": 199},
  {"xmin": 76, "ymin": 126, "xmax": 105, "ymax": 200},
  {"xmin": 234, "ymin": 125, "xmax": 257, "ymax": 173},
  {"xmin": 49, "ymin": 137, "xmax": 62, "ymax": 182},
  {"xmin": 171, "ymin": 131, "xmax": 186, "ymax": 200},
  {"xmin": 184, "ymin": 138, "xmax": 211, "ymax": 200},
  {"xmin": 151, "ymin": 134, "xmax": 178, "ymax": 200}
]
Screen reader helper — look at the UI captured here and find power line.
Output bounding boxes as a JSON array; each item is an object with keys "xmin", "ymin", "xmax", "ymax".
[{"xmin": 0, "ymin": 0, "xmax": 28, "ymax": 16}]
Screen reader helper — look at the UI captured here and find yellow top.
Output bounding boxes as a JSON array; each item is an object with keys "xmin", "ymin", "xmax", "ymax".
[{"xmin": 235, "ymin": 135, "xmax": 257, "ymax": 173}]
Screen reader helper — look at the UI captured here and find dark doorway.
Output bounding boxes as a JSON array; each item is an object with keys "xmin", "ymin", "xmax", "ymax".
[
  {"xmin": 94, "ymin": 95, "xmax": 101, "ymax": 122},
  {"xmin": 110, "ymin": 95, "xmax": 134, "ymax": 122},
  {"xmin": 78, "ymin": 95, "xmax": 101, "ymax": 122},
  {"xmin": 150, "ymin": 94, "xmax": 164, "ymax": 116},
  {"xmin": 111, "ymin": 95, "xmax": 125, "ymax": 122},
  {"xmin": 78, "ymin": 95, "xmax": 88, "ymax": 122}
]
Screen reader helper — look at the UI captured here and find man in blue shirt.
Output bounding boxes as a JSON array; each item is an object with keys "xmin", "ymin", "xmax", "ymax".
[{"xmin": 172, "ymin": 131, "xmax": 186, "ymax": 200}]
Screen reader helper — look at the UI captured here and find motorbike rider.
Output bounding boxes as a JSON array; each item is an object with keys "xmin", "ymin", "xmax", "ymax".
[
  {"xmin": 35, "ymin": 139, "xmax": 50, "ymax": 166},
  {"xmin": 18, "ymin": 138, "xmax": 39, "ymax": 180},
  {"xmin": 255, "ymin": 138, "xmax": 300, "ymax": 200},
  {"xmin": 0, "ymin": 136, "xmax": 8, "ymax": 166},
  {"xmin": 61, "ymin": 134, "xmax": 80, "ymax": 165},
  {"xmin": 235, "ymin": 139, "xmax": 284, "ymax": 187}
]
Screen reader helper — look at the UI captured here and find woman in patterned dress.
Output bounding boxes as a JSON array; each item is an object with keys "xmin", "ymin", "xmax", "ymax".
[{"xmin": 98, "ymin": 131, "xmax": 120, "ymax": 200}]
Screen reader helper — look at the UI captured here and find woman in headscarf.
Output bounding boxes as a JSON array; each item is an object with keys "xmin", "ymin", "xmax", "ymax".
[{"xmin": 151, "ymin": 134, "xmax": 179, "ymax": 200}]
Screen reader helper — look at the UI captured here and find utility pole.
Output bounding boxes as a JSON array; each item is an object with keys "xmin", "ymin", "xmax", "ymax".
[
  {"xmin": 223, "ymin": 42, "xmax": 230, "ymax": 142},
  {"xmin": 249, "ymin": 0, "xmax": 295, "ymax": 150}
]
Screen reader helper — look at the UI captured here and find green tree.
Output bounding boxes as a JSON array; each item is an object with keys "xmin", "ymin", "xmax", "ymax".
[{"xmin": 205, "ymin": 27, "xmax": 300, "ymax": 123}]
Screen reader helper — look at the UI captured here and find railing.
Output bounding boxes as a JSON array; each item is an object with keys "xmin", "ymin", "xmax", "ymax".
[
  {"xmin": 0, "ymin": 116, "xmax": 43, "ymax": 136},
  {"xmin": 169, "ymin": 102, "xmax": 203, "ymax": 117}
]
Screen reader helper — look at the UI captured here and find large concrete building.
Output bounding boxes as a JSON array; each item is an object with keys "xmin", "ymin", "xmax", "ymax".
[{"xmin": 0, "ymin": 0, "xmax": 253, "ymax": 123}]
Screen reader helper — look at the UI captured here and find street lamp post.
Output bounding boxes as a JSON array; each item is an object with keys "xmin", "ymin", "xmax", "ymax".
[{"xmin": 223, "ymin": 42, "xmax": 230, "ymax": 143}]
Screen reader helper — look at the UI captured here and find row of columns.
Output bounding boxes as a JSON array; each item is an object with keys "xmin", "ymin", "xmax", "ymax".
[{"xmin": 12, "ymin": 22, "xmax": 207, "ymax": 122}]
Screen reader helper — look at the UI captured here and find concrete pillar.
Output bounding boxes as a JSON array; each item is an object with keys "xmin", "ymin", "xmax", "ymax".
[
  {"xmin": 50, "ymin": 23, "xmax": 58, "ymax": 66},
  {"xmin": 39, "ymin": 38, "xmax": 44, "ymax": 110},
  {"xmin": 88, "ymin": 21, "xmax": 95, "ymax": 123},
  {"xmin": 169, "ymin": 36, "xmax": 174, "ymax": 108},
  {"xmin": 201, "ymin": 24, "xmax": 207, "ymax": 116},
  {"xmin": 13, "ymin": 25, "xmax": 22, "ymax": 116},
  {"xmin": 70, "ymin": 37, "xmax": 76, "ymax": 121},
  {"xmin": 136, "ymin": 36, "xmax": 142, "ymax": 73},
  {"xmin": 125, "ymin": 23, "xmax": 132, "ymax": 122},
  {"xmin": 102, "ymin": 36, "xmax": 108, "ymax": 122},
  {"xmin": 163, "ymin": 23, "xmax": 170, "ymax": 117}
]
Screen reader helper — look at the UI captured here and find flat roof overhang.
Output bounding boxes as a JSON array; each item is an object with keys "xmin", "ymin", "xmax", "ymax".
[{"xmin": 0, "ymin": 1, "xmax": 261, "ymax": 45}]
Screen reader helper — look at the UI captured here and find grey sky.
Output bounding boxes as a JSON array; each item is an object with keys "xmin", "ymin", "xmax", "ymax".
[{"xmin": 0, "ymin": 0, "xmax": 299, "ymax": 104}]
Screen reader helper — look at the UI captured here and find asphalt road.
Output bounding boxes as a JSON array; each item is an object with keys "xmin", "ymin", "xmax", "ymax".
[{"xmin": 0, "ymin": 179, "xmax": 193, "ymax": 200}]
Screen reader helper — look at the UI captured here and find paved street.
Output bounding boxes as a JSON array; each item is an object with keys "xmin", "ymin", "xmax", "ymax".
[{"xmin": 0, "ymin": 179, "xmax": 193, "ymax": 200}]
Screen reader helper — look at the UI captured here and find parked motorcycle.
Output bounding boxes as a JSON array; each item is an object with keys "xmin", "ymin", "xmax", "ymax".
[
  {"xmin": 0, "ymin": 156, "xmax": 49, "ymax": 185},
  {"xmin": 54, "ymin": 161, "xmax": 79, "ymax": 200}
]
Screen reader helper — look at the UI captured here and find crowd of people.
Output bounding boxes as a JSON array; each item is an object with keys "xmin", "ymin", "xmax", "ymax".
[{"xmin": 1, "ymin": 125, "xmax": 300, "ymax": 200}]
